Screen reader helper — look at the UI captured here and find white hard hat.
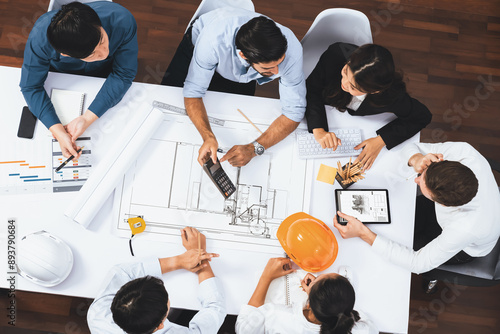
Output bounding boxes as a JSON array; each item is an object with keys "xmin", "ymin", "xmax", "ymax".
[{"xmin": 17, "ymin": 230, "xmax": 74, "ymax": 287}]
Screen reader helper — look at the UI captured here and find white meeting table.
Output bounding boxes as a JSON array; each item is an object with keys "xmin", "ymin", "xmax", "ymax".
[{"xmin": 0, "ymin": 65, "xmax": 417, "ymax": 333}]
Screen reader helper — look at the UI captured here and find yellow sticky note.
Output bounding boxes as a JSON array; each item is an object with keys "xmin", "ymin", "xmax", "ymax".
[{"xmin": 316, "ymin": 164, "xmax": 338, "ymax": 185}]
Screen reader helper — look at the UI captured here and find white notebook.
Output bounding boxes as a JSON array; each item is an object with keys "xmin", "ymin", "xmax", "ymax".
[
  {"xmin": 50, "ymin": 88, "xmax": 85, "ymax": 125},
  {"xmin": 265, "ymin": 269, "xmax": 309, "ymax": 306}
]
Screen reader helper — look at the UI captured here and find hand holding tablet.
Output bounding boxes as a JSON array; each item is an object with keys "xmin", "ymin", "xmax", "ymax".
[
  {"xmin": 333, "ymin": 211, "xmax": 378, "ymax": 246},
  {"xmin": 335, "ymin": 189, "xmax": 391, "ymax": 225}
]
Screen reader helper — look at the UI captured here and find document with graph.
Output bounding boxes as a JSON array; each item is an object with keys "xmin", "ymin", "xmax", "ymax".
[
  {"xmin": 0, "ymin": 137, "xmax": 92, "ymax": 195},
  {"xmin": 51, "ymin": 137, "xmax": 92, "ymax": 193}
]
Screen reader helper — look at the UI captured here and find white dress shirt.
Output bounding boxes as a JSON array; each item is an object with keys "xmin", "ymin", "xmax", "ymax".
[
  {"xmin": 235, "ymin": 303, "xmax": 377, "ymax": 334},
  {"xmin": 347, "ymin": 93, "xmax": 367, "ymax": 111},
  {"xmin": 235, "ymin": 271, "xmax": 378, "ymax": 334},
  {"xmin": 87, "ymin": 257, "xmax": 226, "ymax": 333},
  {"xmin": 372, "ymin": 142, "xmax": 500, "ymax": 274},
  {"xmin": 184, "ymin": 7, "xmax": 306, "ymax": 122}
]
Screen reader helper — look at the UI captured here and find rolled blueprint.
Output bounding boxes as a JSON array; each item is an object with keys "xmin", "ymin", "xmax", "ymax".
[{"xmin": 65, "ymin": 103, "xmax": 165, "ymax": 228}]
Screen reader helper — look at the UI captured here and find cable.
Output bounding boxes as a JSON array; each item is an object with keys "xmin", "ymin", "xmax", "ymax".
[{"xmin": 129, "ymin": 234, "xmax": 135, "ymax": 256}]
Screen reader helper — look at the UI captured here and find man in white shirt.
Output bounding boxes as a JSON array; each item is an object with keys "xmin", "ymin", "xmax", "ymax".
[
  {"xmin": 87, "ymin": 227, "xmax": 225, "ymax": 333},
  {"xmin": 333, "ymin": 142, "xmax": 500, "ymax": 275}
]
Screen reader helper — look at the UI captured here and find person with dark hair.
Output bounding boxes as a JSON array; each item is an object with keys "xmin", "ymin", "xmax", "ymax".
[
  {"xmin": 20, "ymin": 1, "xmax": 138, "ymax": 158},
  {"xmin": 161, "ymin": 7, "xmax": 306, "ymax": 168},
  {"xmin": 235, "ymin": 258, "xmax": 377, "ymax": 334},
  {"xmin": 111, "ymin": 276, "xmax": 169, "ymax": 334},
  {"xmin": 87, "ymin": 227, "xmax": 225, "ymax": 333},
  {"xmin": 333, "ymin": 142, "xmax": 500, "ymax": 277},
  {"xmin": 305, "ymin": 42, "xmax": 432, "ymax": 170}
]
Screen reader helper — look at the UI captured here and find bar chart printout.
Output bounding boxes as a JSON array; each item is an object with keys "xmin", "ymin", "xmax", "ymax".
[
  {"xmin": 0, "ymin": 136, "xmax": 52, "ymax": 195},
  {"xmin": 52, "ymin": 137, "xmax": 92, "ymax": 193},
  {"xmin": 0, "ymin": 137, "xmax": 92, "ymax": 195}
]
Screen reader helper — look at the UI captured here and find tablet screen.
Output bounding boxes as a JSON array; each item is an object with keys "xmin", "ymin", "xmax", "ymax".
[{"xmin": 335, "ymin": 189, "xmax": 391, "ymax": 224}]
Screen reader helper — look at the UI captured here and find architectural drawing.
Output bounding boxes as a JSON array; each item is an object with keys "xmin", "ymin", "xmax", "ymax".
[{"xmin": 113, "ymin": 110, "xmax": 313, "ymax": 253}]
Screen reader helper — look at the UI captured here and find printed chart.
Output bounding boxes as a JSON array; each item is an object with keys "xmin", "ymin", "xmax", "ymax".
[
  {"xmin": 52, "ymin": 137, "xmax": 92, "ymax": 193},
  {"xmin": 0, "ymin": 137, "xmax": 92, "ymax": 195}
]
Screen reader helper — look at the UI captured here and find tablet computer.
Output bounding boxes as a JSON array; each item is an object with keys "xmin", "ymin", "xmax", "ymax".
[{"xmin": 335, "ymin": 189, "xmax": 391, "ymax": 224}]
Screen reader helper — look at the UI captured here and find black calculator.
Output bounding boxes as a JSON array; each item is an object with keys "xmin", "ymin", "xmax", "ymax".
[{"xmin": 203, "ymin": 158, "xmax": 236, "ymax": 199}]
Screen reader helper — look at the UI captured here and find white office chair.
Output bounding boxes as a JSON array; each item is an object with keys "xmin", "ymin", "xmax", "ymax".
[
  {"xmin": 186, "ymin": 0, "xmax": 255, "ymax": 32},
  {"xmin": 301, "ymin": 8, "xmax": 373, "ymax": 79},
  {"xmin": 47, "ymin": 0, "xmax": 112, "ymax": 12}
]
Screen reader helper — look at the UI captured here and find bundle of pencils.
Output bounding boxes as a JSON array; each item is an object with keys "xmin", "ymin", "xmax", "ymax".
[{"xmin": 337, "ymin": 158, "xmax": 365, "ymax": 185}]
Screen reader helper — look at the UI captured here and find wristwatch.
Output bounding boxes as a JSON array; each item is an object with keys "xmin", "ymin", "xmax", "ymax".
[{"xmin": 252, "ymin": 141, "xmax": 265, "ymax": 156}]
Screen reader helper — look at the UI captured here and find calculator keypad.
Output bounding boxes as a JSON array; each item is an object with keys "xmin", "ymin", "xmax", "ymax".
[{"xmin": 212, "ymin": 169, "xmax": 236, "ymax": 198}]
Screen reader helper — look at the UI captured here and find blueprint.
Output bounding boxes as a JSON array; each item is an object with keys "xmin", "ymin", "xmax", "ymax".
[{"xmin": 112, "ymin": 110, "xmax": 313, "ymax": 253}]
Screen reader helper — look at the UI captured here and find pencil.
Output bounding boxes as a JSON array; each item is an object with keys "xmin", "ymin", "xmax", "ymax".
[
  {"xmin": 337, "ymin": 161, "xmax": 343, "ymax": 179},
  {"xmin": 197, "ymin": 231, "xmax": 201, "ymax": 266},
  {"xmin": 237, "ymin": 109, "xmax": 263, "ymax": 134},
  {"xmin": 346, "ymin": 157, "xmax": 352, "ymax": 179},
  {"xmin": 55, "ymin": 146, "xmax": 84, "ymax": 172}
]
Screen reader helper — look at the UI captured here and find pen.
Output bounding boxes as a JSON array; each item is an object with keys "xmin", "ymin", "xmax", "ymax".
[{"xmin": 55, "ymin": 146, "xmax": 84, "ymax": 172}]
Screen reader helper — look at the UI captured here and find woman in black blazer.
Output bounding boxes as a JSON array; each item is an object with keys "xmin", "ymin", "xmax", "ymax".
[{"xmin": 305, "ymin": 42, "xmax": 432, "ymax": 169}]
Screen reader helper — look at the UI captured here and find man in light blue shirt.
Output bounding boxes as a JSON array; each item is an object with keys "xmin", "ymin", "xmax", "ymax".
[
  {"xmin": 87, "ymin": 227, "xmax": 225, "ymax": 333},
  {"xmin": 162, "ymin": 8, "xmax": 306, "ymax": 167},
  {"xmin": 20, "ymin": 1, "xmax": 138, "ymax": 158}
]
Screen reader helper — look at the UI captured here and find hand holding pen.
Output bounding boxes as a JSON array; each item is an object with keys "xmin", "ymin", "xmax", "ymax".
[
  {"xmin": 300, "ymin": 273, "xmax": 317, "ymax": 293},
  {"xmin": 180, "ymin": 227, "xmax": 218, "ymax": 271},
  {"xmin": 55, "ymin": 146, "xmax": 84, "ymax": 172}
]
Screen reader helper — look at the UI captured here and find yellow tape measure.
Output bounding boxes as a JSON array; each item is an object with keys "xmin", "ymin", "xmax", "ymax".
[
  {"xmin": 127, "ymin": 216, "xmax": 146, "ymax": 257},
  {"xmin": 128, "ymin": 217, "xmax": 146, "ymax": 236}
]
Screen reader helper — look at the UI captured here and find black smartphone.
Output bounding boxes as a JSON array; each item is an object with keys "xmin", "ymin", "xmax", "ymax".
[{"xmin": 17, "ymin": 106, "xmax": 37, "ymax": 139}]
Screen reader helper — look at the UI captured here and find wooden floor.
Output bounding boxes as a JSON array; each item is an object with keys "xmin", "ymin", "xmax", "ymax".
[
  {"xmin": 2, "ymin": 274, "xmax": 500, "ymax": 333},
  {"xmin": 0, "ymin": 0, "xmax": 499, "ymax": 333}
]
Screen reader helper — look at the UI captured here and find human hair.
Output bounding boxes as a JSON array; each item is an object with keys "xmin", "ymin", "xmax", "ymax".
[
  {"xmin": 235, "ymin": 16, "xmax": 287, "ymax": 64},
  {"xmin": 47, "ymin": 1, "xmax": 102, "ymax": 59},
  {"xmin": 111, "ymin": 276, "xmax": 169, "ymax": 334},
  {"xmin": 424, "ymin": 160, "xmax": 479, "ymax": 206},
  {"xmin": 309, "ymin": 275, "xmax": 360, "ymax": 334},
  {"xmin": 325, "ymin": 44, "xmax": 406, "ymax": 112}
]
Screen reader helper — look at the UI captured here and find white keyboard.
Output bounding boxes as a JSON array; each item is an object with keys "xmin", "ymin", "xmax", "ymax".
[{"xmin": 296, "ymin": 129, "xmax": 362, "ymax": 159}]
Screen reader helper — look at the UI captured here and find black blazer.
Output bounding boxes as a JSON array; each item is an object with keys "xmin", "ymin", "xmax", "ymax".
[{"xmin": 305, "ymin": 42, "xmax": 432, "ymax": 150}]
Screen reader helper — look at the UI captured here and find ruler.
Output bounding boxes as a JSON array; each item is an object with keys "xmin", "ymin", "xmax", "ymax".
[{"xmin": 153, "ymin": 100, "xmax": 225, "ymax": 126}]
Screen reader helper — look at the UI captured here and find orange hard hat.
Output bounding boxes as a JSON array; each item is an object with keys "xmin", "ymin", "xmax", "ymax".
[{"xmin": 277, "ymin": 212, "xmax": 338, "ymax": 272}]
